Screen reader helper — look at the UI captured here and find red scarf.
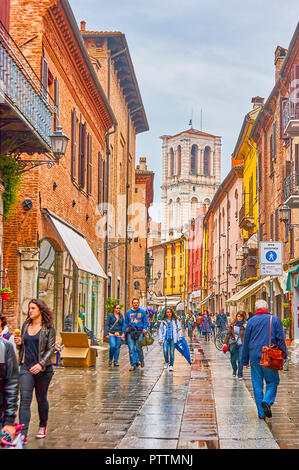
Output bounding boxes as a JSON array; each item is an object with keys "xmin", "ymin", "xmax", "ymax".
[{"xmin": 255, "ymin": 309, "xmax": 270, "ymax": 315}]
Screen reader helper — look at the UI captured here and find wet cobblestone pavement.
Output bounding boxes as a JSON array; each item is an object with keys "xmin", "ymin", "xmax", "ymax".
[{"xmin": 23, "ymin": 332, "xmax": 298, "ymax": 449}]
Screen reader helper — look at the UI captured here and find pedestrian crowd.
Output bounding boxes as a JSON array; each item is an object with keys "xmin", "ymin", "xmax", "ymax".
[{"xmin": 0, "ymin": 296, "xmax": 288, "ymax": 447}]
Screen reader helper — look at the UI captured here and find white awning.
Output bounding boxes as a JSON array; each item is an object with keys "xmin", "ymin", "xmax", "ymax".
[
  {"xmin": 199, "ymin": 292, "xmax": 214, "ymax": 306},
  {"xmin": 226, "ymin": 277, "xmax": 270, "ymax": 305},
  {"xmin": 44, "ymin": 210, "xmax": 107, "ymax": 279}
]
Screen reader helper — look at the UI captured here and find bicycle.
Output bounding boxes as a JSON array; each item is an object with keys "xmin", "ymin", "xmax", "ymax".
[
  {"xmin": 150, "ymin": 321, "xmax": 159, "ymax": 338},
  {"xmin": 214, "ymin": 327, "xmax": 227, "ymax": 351}
]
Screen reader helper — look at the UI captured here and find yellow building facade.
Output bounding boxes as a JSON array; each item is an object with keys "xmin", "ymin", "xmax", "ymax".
[
  {"xmin": 232, "ymin": 97, "xmax": 264, "ymax": 287},
  {"xmin": 164, "ymin": 237, "xmax": 188, "ymax": 302}
]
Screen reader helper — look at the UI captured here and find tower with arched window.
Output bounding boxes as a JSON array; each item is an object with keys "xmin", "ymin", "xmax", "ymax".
[{"xmin": 161, "ymin": 128, "xmax": 221, "ymax": 241}]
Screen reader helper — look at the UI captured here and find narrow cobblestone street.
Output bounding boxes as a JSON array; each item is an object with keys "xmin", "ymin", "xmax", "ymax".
[{"xmin": 23, "ymin": 332, "xmax": 299, "ymax": 450}]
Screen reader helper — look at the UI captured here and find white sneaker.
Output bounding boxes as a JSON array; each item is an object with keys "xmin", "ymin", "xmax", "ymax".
[
  {"xmin": 169, "ymin": 366, "xmax": 173, "ymax": 372},
  {"xmin": 164, "ymin": 363, "xmax": 168, "ymax": 369},
  {"xmin": 238, "ymin": 377, "xmax": 243, "ymax": 381}
]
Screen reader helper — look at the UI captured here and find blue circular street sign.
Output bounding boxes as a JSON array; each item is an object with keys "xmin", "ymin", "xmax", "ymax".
[{"xmin": 265, "ymin": 251, "xmax": 277, "ymax": 262}]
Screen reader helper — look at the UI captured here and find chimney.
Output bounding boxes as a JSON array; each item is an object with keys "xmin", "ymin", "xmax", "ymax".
[
  {"xmin": 139, "ymin": 157, "xmax": 147, "ymax": 171},
  {"xmin": 251, "ymin": 96, "xmax": 264, "ymax": 110},
  {"xmin": 80, "ymin": 21, "xmax": 86, "ymax": 33},
  {"xmin": 275, "ymin": 46, "xmax": 287, "ymax": 82}
]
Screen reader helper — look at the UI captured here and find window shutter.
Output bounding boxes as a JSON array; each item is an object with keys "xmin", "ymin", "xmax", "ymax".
[
  {"xmin": 79, "ymin": 122, "xmax": 86, "ymax": 188},
  {"xmin": 98, "ymin": 152, "xmax": 103, "ymax": 204},
  {"xmin": 0, "ymin": 0, "xmax": 10, "ymax": 30},
  {"xmin": 87, "ymin": 134, "xmax": 92, "ymax": 195},
  {"xmin": 272, "ymin": 121, "xmax": 276, "ymax": 159},
  {"xmin": 103, "ymin": 159, "xmax": 108, "ymax": 204},
  {"xmin": 275, "ymin": 208, "xmax": 279, "ymax": 241},
  {"xmin": 41, "ymin": 56, "xmax": 48, "ymax": 99},
  {"xmin": 280, "ymin": 98, "xmax": 288, "ymax": 139},
  {"xmin": 291, "ymin": 64, "xmax": 299, "ymax": 119},
  {"xmin": 54, "ymin": 78, "xmax": 59, "ymax": 130},
  {"xmin": 295, "ymin": 144, "xmax": 299, "ymax": 185},
  {"xmin": 71, "ymin": 108, "xmax": 77, "ymax": 180}
]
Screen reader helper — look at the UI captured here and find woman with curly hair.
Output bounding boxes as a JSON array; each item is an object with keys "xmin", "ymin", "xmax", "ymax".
[
  {"xmin": 14, "ymin": 299, "xmax": 56, "ymax": 444},
  {"xmin": 158, "ymin": 307, "xmax": 182, "ymax": 372}
]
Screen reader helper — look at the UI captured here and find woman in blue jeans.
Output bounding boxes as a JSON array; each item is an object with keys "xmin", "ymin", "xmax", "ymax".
[
  {"xmin": 105, "ymin": 304, "xmax": 124, "ymax": 367},
  {"xmin": 158, "ymin": 308, "xmax": 182, "ymax": 372},
  {"xmin": 223, "ymin": 311, "xmax": 246, "ymax": 380}
]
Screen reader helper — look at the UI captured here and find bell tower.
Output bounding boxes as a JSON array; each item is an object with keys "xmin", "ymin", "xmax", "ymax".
[{"xmin": 161, "ymin": 128, "xmax": 221, "ymax": 242}]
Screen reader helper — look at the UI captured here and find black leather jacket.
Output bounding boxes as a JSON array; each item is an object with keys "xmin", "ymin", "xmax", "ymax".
[
  {"xmin": 18, "ymin": 320, "xmax": 56, "ymax": 370},
  {"xmin": 0, "ymin": 337, "xmax": 19, "ymax": 426}
]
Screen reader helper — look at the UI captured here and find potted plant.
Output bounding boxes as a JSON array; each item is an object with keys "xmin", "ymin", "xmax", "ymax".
[
  {"xmin": 0, "ymin": 287, "xmax": 13, "ymax": 300},
  {"xmin": 282, "ymin": 317, "xmax": 292, "ymax": 346}
]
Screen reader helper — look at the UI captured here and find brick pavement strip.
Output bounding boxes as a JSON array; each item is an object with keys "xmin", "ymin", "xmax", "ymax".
[{"xmin": 21, "ymin": 332, "xmax": 298, "ymax": 449}]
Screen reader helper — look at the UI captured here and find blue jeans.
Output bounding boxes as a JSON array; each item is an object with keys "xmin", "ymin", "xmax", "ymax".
[
  {"xmin": 230, "ymin": 344, "xmax": 243, "ymax": 378},
  {"xmin": 250, "ymin": 365, "xmax": 280, "ymax": 418},
  {"xmin": 108, "ymin": 335, "xmax": 122, "ymax": 363},
  {"xmin": 127, "ymin": 333, "xmax": 144, "ymax": 366},
  {"xmin": 163, "ymin": 339, "xmax": 175, "ymax": 366}
]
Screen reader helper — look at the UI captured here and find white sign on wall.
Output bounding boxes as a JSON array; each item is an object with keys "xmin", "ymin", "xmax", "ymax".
[{"xmin": 259, "ymin": 241, "xmax": 283, "ymax": 276}]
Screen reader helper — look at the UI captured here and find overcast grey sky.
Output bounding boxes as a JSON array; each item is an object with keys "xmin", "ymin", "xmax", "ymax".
[{"xmin": 70, "ymin": 0, "xmax": 298, "ymax": 218}]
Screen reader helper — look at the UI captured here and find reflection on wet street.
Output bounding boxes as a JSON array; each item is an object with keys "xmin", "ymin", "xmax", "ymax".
[{"xmin": 24, "ymin": 332, "xmax": 292, "ymax": 449}]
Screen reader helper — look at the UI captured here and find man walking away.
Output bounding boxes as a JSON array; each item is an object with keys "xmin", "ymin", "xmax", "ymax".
[
  {"xmin": 241, "ymin": 299, "xmax": 287, "ymax": 419},
  {"xmin": 0, "ymin": 336, "xmax": 19, "ymax": 441},
  {"xmin": 216, "ymin": 308, "xmax": 228, "ymax": 333},
  {"xmin": 123, "ymin": 298, "xmax": 148, "ymax": 371}
]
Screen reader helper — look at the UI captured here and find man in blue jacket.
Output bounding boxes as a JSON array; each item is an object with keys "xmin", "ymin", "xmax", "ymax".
[
  {"xmin": 216, "ymin": 308, "xmax": 228, "ymax": 332},
  {"xmin": 123, "ymin": 298, "xmax": 148, "ymax": 371},
  {"xmin": 241, "ymin": 299, "xmax": 287, "ymax": 420}
]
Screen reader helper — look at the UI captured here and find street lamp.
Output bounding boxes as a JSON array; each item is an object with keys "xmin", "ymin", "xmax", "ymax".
[
  {"xmin": 50, "ymin": 126, "xmax": 70, "ymax": 160},
  {"xmin": 279, "ymin": 203, "xmax": 299, "ymax": 227},
  {"xmin": 242, "ymin": 241, "xmax": 249, "ymax": 257},
  {"xmin": 17, "ymin": 125, "xmax": 69, "ymax": 174},
  {"xmin": 104, "ymin": 227, "xmax": 134, "ymax": 250},
  {"xmin": 226, "ymin": 264, "xmax": 239, "ymax": 279}
]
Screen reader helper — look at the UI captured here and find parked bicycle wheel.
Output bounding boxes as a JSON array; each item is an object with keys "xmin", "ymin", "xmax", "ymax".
[{"xmin": 214, "ymin": 331, "xmax": 226, "ymax": 351}]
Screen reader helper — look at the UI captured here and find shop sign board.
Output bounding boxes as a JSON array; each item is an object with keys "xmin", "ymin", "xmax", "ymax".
[{"xmin": 259, "ymin": 241, "xmax": 283, "ymax": 276}]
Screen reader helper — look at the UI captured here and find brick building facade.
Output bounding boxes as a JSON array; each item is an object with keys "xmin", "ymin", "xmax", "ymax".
[
  {"xmin": 81, "ymin": 26, "xmax": 149, "ymax": 313},
  {"xmin": 2, "ymin": 0, "xmax": 117, "ymax": 337}
]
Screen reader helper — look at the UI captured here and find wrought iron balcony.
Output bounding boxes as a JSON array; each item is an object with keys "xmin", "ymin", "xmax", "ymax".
[
  {"xmin": 283, "ymin": 97, "xmax": 299, "ymax": 138},
  {"xmin": 283, "ymin": 170, "xmax": 299, "ymax": 208},
  {"xmin": 238, "ymin": 203, "xmax": 256, "ymax": 231},
  {"xmin": 0, "ymin": 21, "xmax": 55, "ymax": 154}
]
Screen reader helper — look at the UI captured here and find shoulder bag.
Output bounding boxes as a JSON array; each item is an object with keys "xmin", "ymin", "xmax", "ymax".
[
  {"xmin": 260, "ymin": 315, "xmax": 285, "ymax": 371},
  {"xmin": 104, "ymin": 317, "xmax": 120, "ymax": 343}
]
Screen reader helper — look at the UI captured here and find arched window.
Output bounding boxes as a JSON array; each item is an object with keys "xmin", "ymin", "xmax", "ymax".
[
  {"xmin": 175, "ymin": 197, "xmax": 181, "ymax": 229},
  {"xmin": 177, "ymin": 145, "xmax": 181, "ymax": 176},
  {"xmin": 168, "ymin": 199, "xmax": 173, "ymax": 228},
  {"xmin": 169, "ymin": 148, "xmax": 174, "ymax": 176},
  {"xmin": 38, "ymin": 239, "xmax": 57, "ymax": 319},
  {"xmin": 190, "ymin": 145, "xmax": 198, "ymax": 175},
  {"xmin": 235, "ymin": 189, "xmax": 239, "ymax": 215},
  {"xmin": 204, "ymin": 146, "xmax": 211, "ymax": 176},
  {"xmin": 191, "ymin": 197, "xmax": 198, "ymax": 219}
]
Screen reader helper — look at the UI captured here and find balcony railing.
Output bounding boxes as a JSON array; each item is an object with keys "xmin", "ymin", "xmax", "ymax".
[
  {"xmin": 283, "ymin": 97, "xmax": 299, "ymax": 138},
  {"xmin": 283, "ymin": 171, "xmax": 299, "ymax": 208},
  {"xmin": 0, "ymin": 21, "xmax": 55, "ymax": 148},
  {"xmin": 238, "ymin": 203, "xmax": 255, "ymax": 230}
]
